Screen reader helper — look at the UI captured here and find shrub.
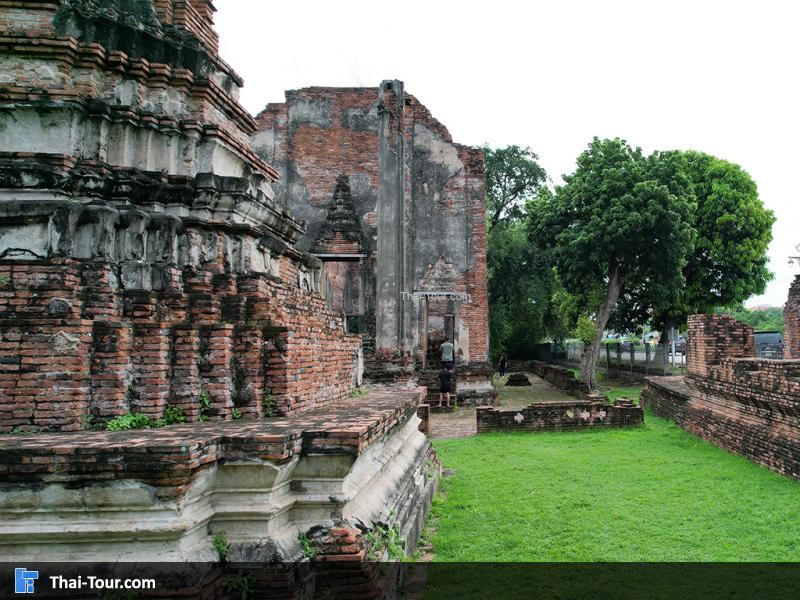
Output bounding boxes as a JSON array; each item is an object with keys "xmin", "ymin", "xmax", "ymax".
[{"xmin": 106, "ymin": 413, "xmax": 152, "ymax": 431}]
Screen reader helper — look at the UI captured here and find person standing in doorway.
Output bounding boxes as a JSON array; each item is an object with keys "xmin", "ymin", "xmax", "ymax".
[
  {"xmin": 438, "ymin": 365, "xmax": 453, "ymax": 408},
  {"xmin": 499, "ymin": 353, "xmax": 508, "ymax": 377},
  {"xmin": 440, "ymin": 339, "xmax": 454, "ymax": 369}
]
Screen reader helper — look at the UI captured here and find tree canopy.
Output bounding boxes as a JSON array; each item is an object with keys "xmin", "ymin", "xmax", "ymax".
[
  {"xmin": 488, "ymin": 221, "xmax": 560, "ymax": 360},
  {"xmin": 530, "ymin": 138, "xmax": 695, "ymax": 387},
  {"xmin": 659, "ymin": 151, "xmax": 774, "ymax": 329},
  {"xmin": 484, "ymin": 145, "xmax": 547, "ymax": 232}
]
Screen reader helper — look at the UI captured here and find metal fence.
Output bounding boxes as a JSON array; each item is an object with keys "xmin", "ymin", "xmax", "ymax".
[
  {"xmin": 534, "ymin": 341, "xmax": 687, "ymax": 377},
  {"xmin": 755, "ymin": 342, "xmax": 783, "ymax": 359}
]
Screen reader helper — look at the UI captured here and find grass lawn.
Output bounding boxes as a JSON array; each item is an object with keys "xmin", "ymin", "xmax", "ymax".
[{"xmin": 429, "ymin": 408, "xmax": 800, "ymax": 562}]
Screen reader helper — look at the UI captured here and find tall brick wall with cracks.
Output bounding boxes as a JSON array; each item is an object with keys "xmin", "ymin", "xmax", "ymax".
[
  {"xmin": 254, "ymin": 82, "xmax": 494, "ymax": 404},
  {"xmin": 0, "ymin": 0, "xmax": 439, "ymax": 576},
  {"xmin": 643, "ymin": 312, "xmax": 800, "ymax": 480}
]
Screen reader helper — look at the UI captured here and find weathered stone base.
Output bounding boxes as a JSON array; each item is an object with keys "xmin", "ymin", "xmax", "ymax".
[
  {"xmin": 505, "ymin": 372, "xmax": 532, "ymax": 386},
  {"xmin": 0, "ymin": 387, "xmax": 438, "ymax": 563},
  {"xmin": 455, "ymin": 363, "xmax": 498, "ymax": 406}
]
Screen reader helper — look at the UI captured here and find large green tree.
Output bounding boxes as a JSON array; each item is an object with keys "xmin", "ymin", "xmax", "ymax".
[
  {"xmin": 484, "ymin": 145, "xmax": 556, "ymax": 360},
  {"xmin": 484, "ymin": 145, "xmax": 548, "ymax": 232},
  {"xmin": 488, "ymin": 221, "xmax": 560, "ymax": 360},
  {"xmin": 530, "ymin": 138, "xmax": 695, "ymax": 388},
  {"xmin": 613, "ymin": 151, "xmax": 775, "ymax": 337},
  {"xmin": 721, "ymin": 305, "xmax": 784, "ymax": 334}
]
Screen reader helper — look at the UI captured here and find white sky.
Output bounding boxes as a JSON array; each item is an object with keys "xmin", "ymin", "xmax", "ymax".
[{"xmin": 216, "ymin": 0, "xmax": 800, "ymax": 307}]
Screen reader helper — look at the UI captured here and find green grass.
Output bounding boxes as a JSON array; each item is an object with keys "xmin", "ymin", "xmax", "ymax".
[{"xmin": 429, "ymin": 410, "xmax": 800, "ymax": 562}]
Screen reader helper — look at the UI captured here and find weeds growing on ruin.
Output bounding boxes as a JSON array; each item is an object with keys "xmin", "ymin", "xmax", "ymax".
[
  {"xmin": 106, "ymin": 413, "xmax": 152, "ymax": 431},
  {"xmin": 298, "ymin": 532, "xmax": 316, "ymax": 559},
  {"xmin": 222, "ymin": 575, "xmax": 255, "ymax": 600},
  {"xmin": 262, "ymin": 393, "xmax": 275, "ymax": 417},
  {"xmin": 365, "ymin": 525, "xmax": 404, "ymax": 561},
  {"xmin": 212, "ymin": 533, "xmax": 230, "ymax": 561},
  {"xmin": 198, "ymin": 390, "xmax": 211, "ymax": 422},
  {"xmin": 104, "ymin": 406, "xmax": 187, "ymax": 431},
  {"xmin": 350, "ymin": 387, "xmax": 369, "ymax": 398}
]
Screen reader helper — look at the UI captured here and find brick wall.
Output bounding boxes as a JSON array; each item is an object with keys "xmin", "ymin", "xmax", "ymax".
[
  {"xmin": 254, "ymin": 86, "xmax": 490, "ymax": 364},
  {"xmin": 785, "ymin": 275, "xmax": 800, "ymax": 359},
  {"xmin": 641, "ymin": 377, "xmax": 691, "ymax": 423},
  {"xmin": 530, "ymin": 361, "xmax": 591, "ymax": 397},
  {"xmin": 476, "ymin": 399, "xmax": 643, "ymax": 434},
  {"xmin": 644, "ymin": 309, "xmax": 800, "ymax": 480},
  {"xmin": 0, "ymin": 253, "xmax": 361, "ymax": 433},
  {"xmin": 687, "ymin": 314, "xmax": 755, "ymax": 377}
]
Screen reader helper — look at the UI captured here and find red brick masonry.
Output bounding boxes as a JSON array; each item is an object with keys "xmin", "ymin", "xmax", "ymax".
[
  {"xmin": 0, "ymin": 386, "xmax": 425, "ymax": 493},
  {"xmin": 0, "ymin": 257, "xmax": 361, "ymax": 432},
  {"xmin": 785, "ymin": 275, "xmax": 800, "ymax": 359},
  {"xmin": 476, "ymin": 399, "xmax": 643, "ymax": 434},
  {"xmin": 530, "ymin": 361, "xmax": 591, "ymax": 397},
  {"xmin": 644, "ymin": 313, "xmax": 800, "ymax": 480}
]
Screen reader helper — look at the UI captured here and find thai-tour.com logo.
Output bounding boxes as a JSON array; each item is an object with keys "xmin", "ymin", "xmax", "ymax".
[
  {"xmin": 14, "ymin": 568, "xmax": 38, "ymax": 594},
  {"xmin": 14, "ymin": 567, "xmax": 156, "ymax": 595}
]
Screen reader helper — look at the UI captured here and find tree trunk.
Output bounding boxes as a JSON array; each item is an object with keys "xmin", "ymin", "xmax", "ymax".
[
  {"xmin": 659, "ymin": 317, "xmax": 675, "ymax": 348},
  {"xmin": 580, "ymin": 266, "xmax": 622, "ymax": 390}
]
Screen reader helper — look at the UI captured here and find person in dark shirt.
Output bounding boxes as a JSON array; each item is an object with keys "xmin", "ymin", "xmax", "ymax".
[
  {"xmin": 438, "ymin": 366, "xmax": 453, "ymax": 407},
  {"xmin": 499, "ymin": 353, "xmax": 508, "ymax": 377}
]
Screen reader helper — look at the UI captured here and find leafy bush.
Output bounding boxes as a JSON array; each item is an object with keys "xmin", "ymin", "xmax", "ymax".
[
  {"xmin": 365, "ymin": 525, "xmax": 404, "ymax": 561},
  {"xmin": 198, "ymin": 390, "xmax": 211, "ymax": 422},
  {"xmin": 298, "ymin": 532, "xmax": 316, "ymax": 559},
  {"xmin": 152, "ymin": 405, "xmax": 186, "ymax": 428},
  {"xmin": 222, "ymin": 575, "xmax": 255, "ymax": 600},
  {"xmin": 106, "ymin": 413, "xmax": 152, "ymax": 431},
  {"xmin": 262, "ymin": 393, "xmax": 275, "ymax": 417}
]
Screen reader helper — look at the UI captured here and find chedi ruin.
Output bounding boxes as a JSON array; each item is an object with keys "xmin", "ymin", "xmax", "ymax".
[{"xmin": 0, "ymin": 0, "xmax": 494, "ymax": 583}]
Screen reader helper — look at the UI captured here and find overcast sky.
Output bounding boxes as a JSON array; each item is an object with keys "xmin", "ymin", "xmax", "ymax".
[{"xmin": 216, "ymin": 0, "xmax": 799, "ymax": 307}]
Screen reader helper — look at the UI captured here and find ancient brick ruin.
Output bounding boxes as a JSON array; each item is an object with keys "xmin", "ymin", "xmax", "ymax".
[
  {"xmin": 643, "ymin": 307, "xmax": 800, "ymax": 479},
  {"xmin": 254, "ymin": 84, "xmax": 496, "ymax": 404},
  {"xmin": 531, "ymin": 361, "xmax": 591, "ymax": 397},
  {"xmin": 784, "ymin": 275, "xmax": 800, "ymax": 359},
  {"xmin": 477, "ymin": 399, "xmax": 643, "ymax": 434},
  {"xmin": 0, "ymin": 0, "xmax": 441, "ymax": 575}
]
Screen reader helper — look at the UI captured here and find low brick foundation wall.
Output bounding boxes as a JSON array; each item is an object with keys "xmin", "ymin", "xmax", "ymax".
[
  {"xmin": 645, "ymin": 367, "xmax": 800, "ymax": 480},
  {"xmin": 530, "ymin": 361, "xmax": 591, "ymax": 397},
  {"xmin": 476, "ymin": 399, "xmax": 643, "ymax": 434},
  {"xmin": 641, "ymin": 376, "xmax": 691, "ymax": 423},
  {"xmin": 0, "ymin": 386, "xmax": 439, "ymax": 565},
  {"xmin": 642, "ymin": 313, "xmax": 800, "ymax": 480}
]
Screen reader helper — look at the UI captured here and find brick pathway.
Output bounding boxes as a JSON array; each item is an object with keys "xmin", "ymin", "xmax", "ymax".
[{"xmin": 429, "ymin": 373, "xmax": 576, "ymax": 440}]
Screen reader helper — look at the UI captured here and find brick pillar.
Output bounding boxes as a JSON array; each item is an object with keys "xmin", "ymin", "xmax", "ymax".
[
  {"xmin": 171, "ymin": 325, "xmax": 201, "ymax": 420},
  {"xmin": 80, "ymin": 263, "xmax": 120, "ymax": 319},
  {"xmin": 265, "ymin": 329, "xmax": 290, "ymax": 415},
  {"xmin": 130, "ymin": 322, "xmax": 171, "ymax": 418},
  {"xmin": 375, "ymin": 80, "xmax": 407, "ymax": 354},
  {"xmin": 784, "ymin": 275, "xmax": 800, "ymax": 359},
  {"xmin": 233, "ymin": 325, "xmax": 265, "ymax": 418},
  {"xmin": 687, "ymin": 314, "xmax": 755, "ymax": 378},
  {"xmin": 199, "ymin": 324, "xmax": 234, "ymax": 419},
  {"xmin": 89, "ymin": 321, "xmax": 133, "ymax": 420}
]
